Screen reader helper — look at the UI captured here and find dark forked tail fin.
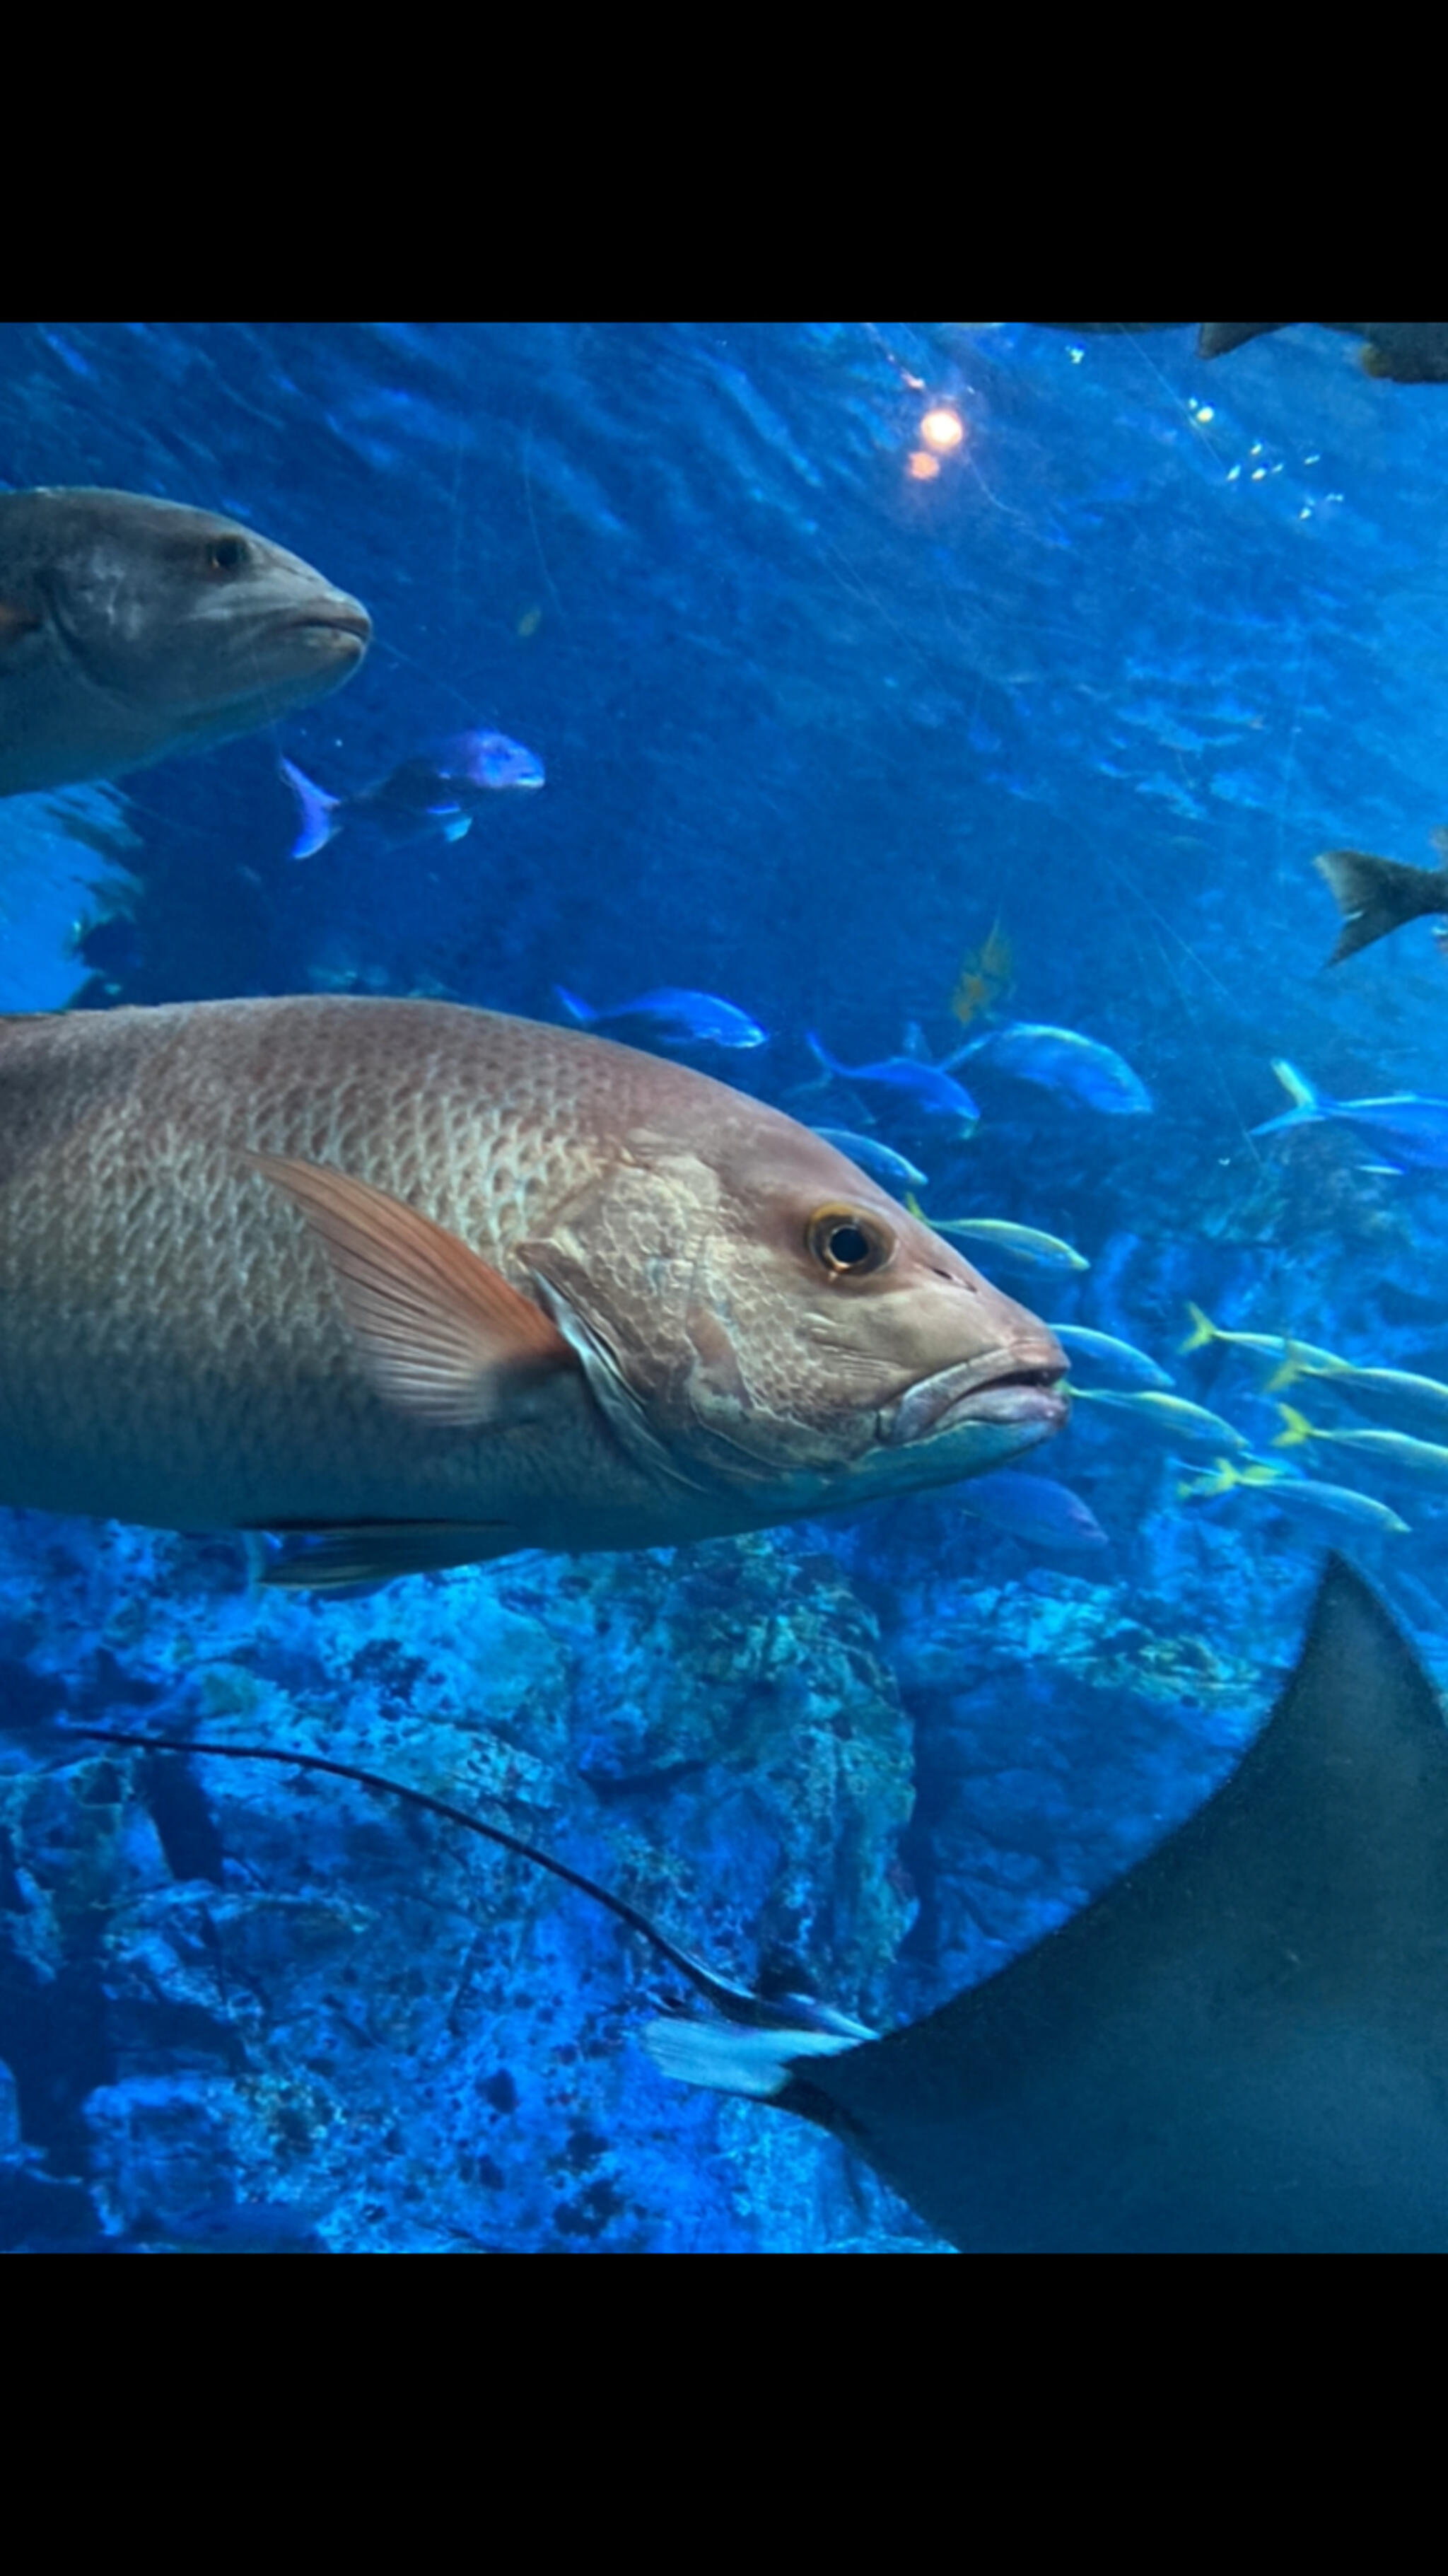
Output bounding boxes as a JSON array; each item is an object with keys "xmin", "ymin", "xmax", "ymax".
[{"xmin": 1314, "ymin": 846, "xmax": 1448, "ymax": 964}]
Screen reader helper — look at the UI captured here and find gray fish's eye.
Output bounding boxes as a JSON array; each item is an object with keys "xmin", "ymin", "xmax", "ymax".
[
  {"xmin": 203, "ymin": 535, "xmax": 250, "ymax": 576},
  {"xmin": 806, "ymin": 1206, "xmax": 891, "ymax": 1278}
]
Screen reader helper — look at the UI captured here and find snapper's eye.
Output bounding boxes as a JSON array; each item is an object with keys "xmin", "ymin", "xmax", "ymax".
[
  {"xmin": 807, "ymin": 1206, "xmax": 892, "ymax": 1278},
  {"xmin": 203, "ymin": 535, "xmax": 250, "ymax": 575}
]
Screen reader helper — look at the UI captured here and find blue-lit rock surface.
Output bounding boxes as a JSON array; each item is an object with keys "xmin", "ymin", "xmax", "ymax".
[
  {"xmin": 0, "ymin": 1494, "xmax": 1325, "ymax": 2251},
  {"xmin": 0, "ymin": 1519, "xmax": 926, "ymax": 2249}
]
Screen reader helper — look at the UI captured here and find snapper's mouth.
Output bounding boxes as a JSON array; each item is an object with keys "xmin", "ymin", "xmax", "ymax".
[{"xmin": 887, "ymin": 1344, "xmax": 1070, "ymax": 1448}]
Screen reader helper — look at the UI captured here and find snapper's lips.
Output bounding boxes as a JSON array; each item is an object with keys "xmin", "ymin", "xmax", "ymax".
[{"xmin": 887, "ymin": 1344, "xmax": 1070, "ymax": 1448}]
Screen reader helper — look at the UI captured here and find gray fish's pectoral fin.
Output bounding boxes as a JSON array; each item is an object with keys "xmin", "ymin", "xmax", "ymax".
[
  {"xmin": 252, "ymin": 1519, "xmax": 518, "ymax": 1590},
  {"xmin": 656, "ymin": 1557, "xmax": 1448, "ymax": 2251},
  {"xmin": 251, "ymin": 1153, "xmax": 577, "ymax": 1426}
]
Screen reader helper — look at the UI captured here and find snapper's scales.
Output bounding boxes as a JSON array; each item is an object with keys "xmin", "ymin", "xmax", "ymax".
[{"xmin": 0, "ymin": 997, "xmax": 1065, "ymax": 1581}]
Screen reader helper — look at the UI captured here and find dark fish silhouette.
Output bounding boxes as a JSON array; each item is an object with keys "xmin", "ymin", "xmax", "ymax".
[
  {"xmin": 650, "ymin": 1557, "xmax": 1448, "ymax": 2251},
  {"xmin": 280, "ymin": 729, "xmax": 543, "ymax": 859},
  {"xmin": 1039, "ymin": 324, "xmax": 1448, "ymax": 382},
  {"xmin": 1315, "ymin": 835, "xmax": 1448, "ymax": 963}
]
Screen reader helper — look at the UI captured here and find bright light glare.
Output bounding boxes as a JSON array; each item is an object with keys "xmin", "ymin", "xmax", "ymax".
[
  {"xmin": 919, "ymin": 406, "xmax": 965, "ymax": 454},
  {"xmin": 906, "ymin": 450, "xmax": 941, "ymax": 482}
]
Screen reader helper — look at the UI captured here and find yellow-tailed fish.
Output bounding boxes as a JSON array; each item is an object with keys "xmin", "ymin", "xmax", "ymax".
[
  {"xmin": 906, "ymin": 1194, "xmax": 1087, "ymax": 1275},
  {"xmin": 1073, "ymin": 1388, "xmax": 1248, "ymax": 1453},
  {"xmin": 1178, "ymin": 1454, "xmax": 1408, "ymax": 1533},
  {"xmin": 1273, "ymin": 1404, "xmax": 1448, "ymax": 1486},
  {"xmin": 1180, "ymin": 1302, "xmax": 1341, "ymax": 1372},
  {"xmin": 949, "ymin": 915, "xmax": 1014, "ymax": 1030},
  {"xmin": 1266, "ymin": 1343, "xmax": 1448, "ymax": 1438},
  {"xmin": 0, "ymin": 996, "xmax": 1068, "ymax": 1589}
]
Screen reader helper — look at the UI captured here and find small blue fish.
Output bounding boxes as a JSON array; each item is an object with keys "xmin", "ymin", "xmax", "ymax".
[
  {"xmin": 1046, "ymin": 1324, "xmax": 1174, "ymax": 1390},
  {"xmin": 805, "ymin": 1033, "xmax": 979, "ymax": 1131},
  {"xmin": 808, "ymin": 1129, "xmax": 928, "ymax": 1189},
  {"xmin": 280, "ymin": 728, "xmax": 544, "ymax": 860},
  {"xmin": 947, "ymin": 1022, "xmax": 1152, "ymax": 1115},
  {"xmin": 1251, "ymin": 1059, "xmax": 1448, "ymax": 1172},
  {"xmin": 961, "ymin": 1470, "xmax": 1109, "ymax": 1551},
  {"xmin": 556, "ymin": 986, "xmax": 769, "ymax": 1049}
]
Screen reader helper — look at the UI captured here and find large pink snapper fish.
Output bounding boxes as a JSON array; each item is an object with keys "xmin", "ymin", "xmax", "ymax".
[{"xmin": 0, "ymin": 996, "xmax": 1068, "ymax": 1586}]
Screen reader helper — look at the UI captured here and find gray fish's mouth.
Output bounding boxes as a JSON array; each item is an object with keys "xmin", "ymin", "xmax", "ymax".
[
  {"xmin": 276, "ymin": 600, "xmax": 373, "ymax": 653},
  {"xmin": 887, "ymin": 1344, "xmax": 1070, "ymax": 1448}
]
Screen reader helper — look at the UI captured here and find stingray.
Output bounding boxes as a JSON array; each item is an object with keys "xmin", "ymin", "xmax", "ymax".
[
  {"xmin": 649, "ymin": 1555, "xmax": 1448, "ymax": 2251},
  {"xmin": 71, "ymin": 1556, "xmax": 1448, "ymax": 2252}
]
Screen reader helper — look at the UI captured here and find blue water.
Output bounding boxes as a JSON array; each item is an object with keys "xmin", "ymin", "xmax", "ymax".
[{"xmin": 3, "ymin": 322, "xmax": 1448, "ymax": 2250}]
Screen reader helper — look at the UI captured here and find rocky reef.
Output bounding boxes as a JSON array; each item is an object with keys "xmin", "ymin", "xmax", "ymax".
[
  {"xmin": 0, "ymin": 1517, "xmax": 930, "ymax": 2251},
  {"xmin": 0, "ymin": 1469, "xmax": 1328, "ymax": 2254}
]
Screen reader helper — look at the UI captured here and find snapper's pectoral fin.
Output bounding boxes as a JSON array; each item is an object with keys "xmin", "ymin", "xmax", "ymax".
[
  {"xmin": 251, "ymin": 1153, "xmax": 577, "ymax": 1426},
  {"xmin": 253, "ymin": 1519, "xmax": 518, "ymax": 1590}
]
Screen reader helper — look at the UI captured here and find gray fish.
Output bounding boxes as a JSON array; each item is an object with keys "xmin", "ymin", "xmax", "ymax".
[
  {"xmin": 1315, "ymin": 834, "xmax": 1448, "ymax": 966},
  {"xmin": 0, "ymin": 996, "xmax": 1066, "ymax": 1587},
  {"xmin": 0, "ymin": 487, "xmax": 370, "ymax": 798},
  {"xmin": 650, "ymin": 1556, "xmax": 1448, "ymax": 2250}
]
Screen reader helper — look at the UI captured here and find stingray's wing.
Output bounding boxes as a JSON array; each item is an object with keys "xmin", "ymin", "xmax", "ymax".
[{"xmin": 653, "ymin": 1558, "xmax": 1448, "ymax": 2251}]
